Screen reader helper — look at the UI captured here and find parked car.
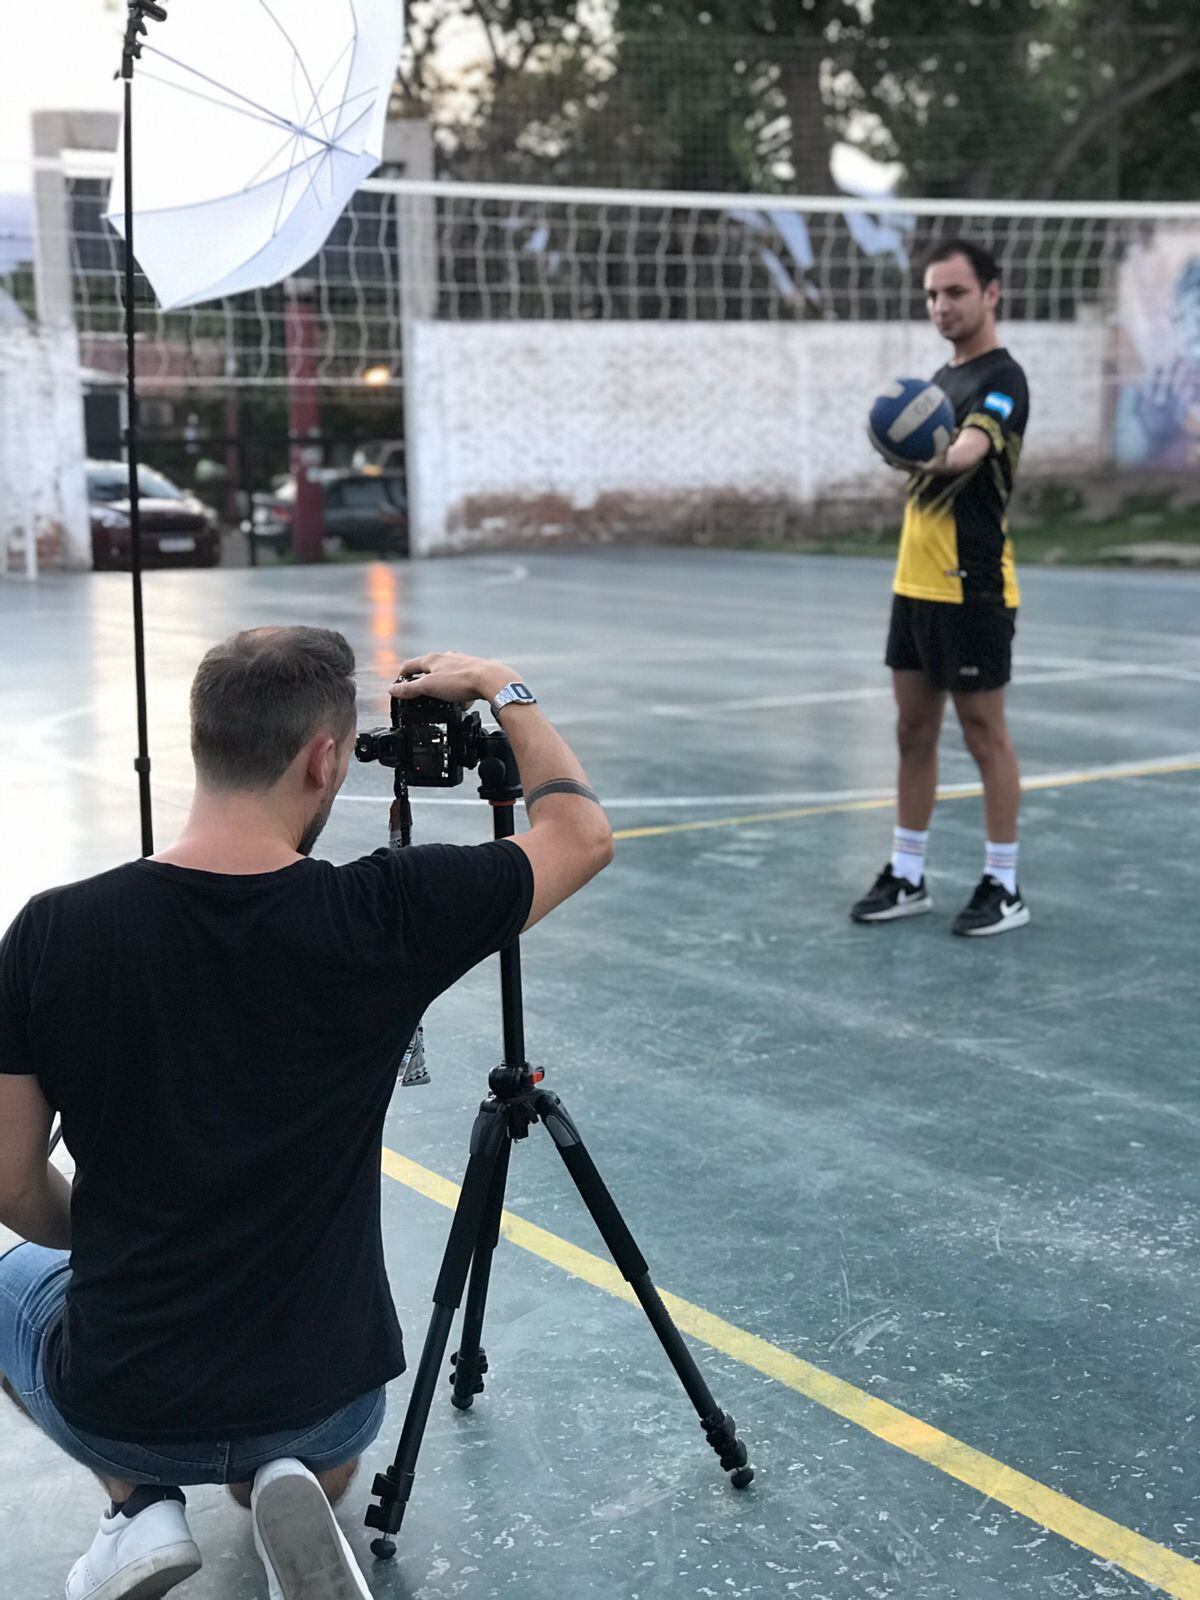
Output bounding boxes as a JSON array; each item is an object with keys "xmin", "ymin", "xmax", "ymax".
[
  {"xmin": 248, "ymin": 471, "xmax": 408, "ymax": 557},
  {"xmin": 350, "ymin": 439, "xmax": 404, "ymax": 476},
  {"xmin": 88, "ymin": 461, "xmax": 220, "ymax": 571}
]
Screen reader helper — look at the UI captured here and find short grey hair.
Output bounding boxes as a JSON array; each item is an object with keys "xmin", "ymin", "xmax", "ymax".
[{"xmin": 190, "ymin": 627, "xmax": 357, "ymax": 790}]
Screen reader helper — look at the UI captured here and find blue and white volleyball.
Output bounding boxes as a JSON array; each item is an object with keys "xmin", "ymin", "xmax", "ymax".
[{"xmin": 868, "ymin": 378, "xmax": 955, "ymax": 465}]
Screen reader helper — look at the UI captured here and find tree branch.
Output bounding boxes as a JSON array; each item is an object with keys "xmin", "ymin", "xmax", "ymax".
[
  {"xmin": 471, "ymin": 0, "xmax": 510, "ymax": 86},
  {"xmin": 396, "ymin": 6, "xmax": 449, "ymax": 103},
  {"xmin": 1037, "ymin": 41, "xmax": 1200, "ymax": 197}
]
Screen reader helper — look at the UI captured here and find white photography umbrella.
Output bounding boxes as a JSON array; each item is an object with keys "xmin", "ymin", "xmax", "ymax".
[{"xmin": 107, "ymin": 0, "xmax": 406, "ymax": 309}]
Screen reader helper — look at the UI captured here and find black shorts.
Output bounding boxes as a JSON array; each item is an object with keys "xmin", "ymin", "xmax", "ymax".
[{"xmin": 885, "ymin": 594, "xmax": 1015, "ymax": 692}]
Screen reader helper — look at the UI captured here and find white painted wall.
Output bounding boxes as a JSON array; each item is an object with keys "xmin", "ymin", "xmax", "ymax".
[
  {"xmin": 407, "ymin": 319, "xmax": 1110, "ymax": 554},
  {"xmin": 0, "ymin": 321, "xmax": 90, "ymax": 574}
]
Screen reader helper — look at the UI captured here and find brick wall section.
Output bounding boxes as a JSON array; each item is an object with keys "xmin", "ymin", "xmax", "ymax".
[{"xmin": 407, "ymin": 320, "xmax": 1109, "ymax": 554}]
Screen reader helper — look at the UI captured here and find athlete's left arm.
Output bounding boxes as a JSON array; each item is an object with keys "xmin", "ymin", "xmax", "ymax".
[
  {"xmin": 923, "ymin": 367, "xmax": 1030, "ymax": 477},
  {"xmin": 0, "ymin": 1074, "xmax": 71, "ymax": 1249},
  {"xmin": 919, "ymin": 427, "xmax": 992, "ymax": 477}
]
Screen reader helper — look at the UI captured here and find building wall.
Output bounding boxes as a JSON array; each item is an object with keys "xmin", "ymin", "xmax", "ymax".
[
  {"xmin": 407, "ymin": 319, "xmax": 1109, "ymax": 554},
  {"xmin": 0, "ymin": 321, "xmax": 90, "ymax": 574}
]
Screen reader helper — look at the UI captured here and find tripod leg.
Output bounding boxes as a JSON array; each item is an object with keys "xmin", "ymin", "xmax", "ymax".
[
  {"xmin": 365, "ymin": 1101, "xmax": 510, "ymax": 1558},
  {"xmin": 451, "ymin": 1135, "xmax": 511, "ymax": 1409},
  {"xmin": 533, "ymin": 1091, "xmax": 754, "ymax": 1489}
]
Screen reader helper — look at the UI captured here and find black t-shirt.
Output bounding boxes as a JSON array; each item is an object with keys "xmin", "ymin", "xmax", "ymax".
[
  {"xmin": 0, "ymin": 842, "xmax": 533, "ymax": 1443},
  {"xmin": 894, "ymin": 348, "xmax": 1030, "ymax": 607}
]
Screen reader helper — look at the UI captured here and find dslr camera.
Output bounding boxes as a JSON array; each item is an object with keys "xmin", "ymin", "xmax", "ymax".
[{"xmin": 355, "ymin": 683, "xmax": 485, "ymax": 787}]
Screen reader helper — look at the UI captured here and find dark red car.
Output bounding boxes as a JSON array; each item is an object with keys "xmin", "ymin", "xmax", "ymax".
[{"xmin": 88, "ymin": 461, "xmax": 221, "ymax": 571}]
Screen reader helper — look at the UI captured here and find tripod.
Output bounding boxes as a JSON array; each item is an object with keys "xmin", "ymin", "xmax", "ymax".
[{"xmin": 364, "ymin": 736, "xmax": 754, "ymax": 1560}]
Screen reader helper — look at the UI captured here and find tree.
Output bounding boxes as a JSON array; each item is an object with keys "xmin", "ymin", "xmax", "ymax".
[
  {"xmin": 395, "ymin": 0, "xmax": 1200, "ymax": 199},
  {"xmin": 846, "ymin": 0, "xmax": 1200, "ymax": 199},
  {"xmin": 397, "ymin": 0, "xmax": 605, "ymax": 180},
  {"xmin": 610, "ymin": 1, "xmax": 862, "ymax": 193}
]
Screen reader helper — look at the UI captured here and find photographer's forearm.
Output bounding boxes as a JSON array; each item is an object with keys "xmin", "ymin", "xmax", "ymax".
[
  {"xmin": 459, "ymin": 661, "xmax": 599, "ymax": 799},
  {"xmin": 495, "ymin": 705, "xmax": 593, "ymax": 802},
  {"xmin": 495, "ymin": 703, "xmax": 613, "ymax": 926}
]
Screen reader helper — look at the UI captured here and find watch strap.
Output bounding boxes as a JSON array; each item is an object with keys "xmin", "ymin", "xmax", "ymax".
[{"xmin": 490, "ymin": 681, "xmax": 537, "ymax": 717}]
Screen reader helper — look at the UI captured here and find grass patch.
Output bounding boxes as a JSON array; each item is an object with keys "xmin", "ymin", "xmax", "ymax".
[{"xmin": 799, "ymin": 505, "xmax": 1200, "ymax": 566}]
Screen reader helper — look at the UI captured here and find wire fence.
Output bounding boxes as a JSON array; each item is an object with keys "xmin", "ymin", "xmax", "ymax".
[
  {"xmin": 10, "ymin": 175, "xmax": 1195, "ymax": 392},
  {"xmin": 5, "ymin": 168, "xmax": 1199, "ymax": 562},
  {"xmin": 398, "ymin": 25, "xmax": 1200, "ymax": 203}
]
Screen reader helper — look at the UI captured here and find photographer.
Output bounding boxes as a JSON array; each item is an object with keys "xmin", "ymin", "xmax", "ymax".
[{"xmin": 0, "ymin": 628, "xmax": 612, "ymax": 1600}]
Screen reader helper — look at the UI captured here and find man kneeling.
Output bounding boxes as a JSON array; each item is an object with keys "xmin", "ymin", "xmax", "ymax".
[{"xmin": 0, "ymin": 630, "xmax": 612, "ymax": 1598}]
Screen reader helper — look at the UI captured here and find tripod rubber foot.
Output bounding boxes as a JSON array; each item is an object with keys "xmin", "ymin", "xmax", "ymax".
[
  {"xmin": 450, "ymin": 1391, "xmax": 474, "ymax": 1411},
  {"xmin": 702, "ymin": 1409, "xmax": 754, "ymax": 1486},
  {"xmin": 370, "ymin": 1537, "xmax": 397, "ymax": 1560}
]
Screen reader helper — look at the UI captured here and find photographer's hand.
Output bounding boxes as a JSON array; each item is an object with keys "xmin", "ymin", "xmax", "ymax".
[
  {"xmin": 389, "ymin": 652, "xmax": 613, "ymax": 930},
  {"xmin": 391, "ymin": 652, "xmax": 515, "ymax": 707}
]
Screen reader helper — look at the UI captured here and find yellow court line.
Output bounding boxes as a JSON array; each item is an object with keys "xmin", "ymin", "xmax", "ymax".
[
  {"xmin": 381, "ymin": 1146, "xmax": 1200, "ymax": 1599},
  {"xmin": 612, "ymin": 757, "xmax": 1200, "ymax": 842}
]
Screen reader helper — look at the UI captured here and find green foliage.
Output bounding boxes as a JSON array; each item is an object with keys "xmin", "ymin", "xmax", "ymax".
[{"xmin": 399, "ymin": 0, "xmax": 1200, "ymax": 198}]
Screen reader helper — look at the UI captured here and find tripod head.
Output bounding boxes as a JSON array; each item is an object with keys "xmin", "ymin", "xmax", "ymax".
[{"xmin": 355, "ymin": 689, "xmax": 523, "ymax": 806}]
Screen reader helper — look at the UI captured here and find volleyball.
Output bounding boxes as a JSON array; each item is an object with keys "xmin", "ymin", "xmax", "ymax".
[{"xmin": 868, "ymin": 378, "xmax": 956, "ymax": 466}]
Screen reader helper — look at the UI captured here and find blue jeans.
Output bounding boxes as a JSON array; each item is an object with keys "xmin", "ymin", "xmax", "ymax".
[{"xmin": 0, "ymin": 1243, "xmax": 386, "ymax": 1486}]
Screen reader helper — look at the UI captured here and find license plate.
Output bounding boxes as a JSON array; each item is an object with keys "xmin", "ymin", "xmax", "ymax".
[{"xmin": 158, "ymin": 537, "xmax": 196, "ymax": 554}]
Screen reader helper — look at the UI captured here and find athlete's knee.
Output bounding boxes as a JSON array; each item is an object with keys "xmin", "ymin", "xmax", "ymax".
[
  {"xmin": 958, "ymin": 712, "xmax": 1010, "ymax": 764},
  {"xmin": 896, "ymin": 712, "xmax": 940, "ymax": 760}
]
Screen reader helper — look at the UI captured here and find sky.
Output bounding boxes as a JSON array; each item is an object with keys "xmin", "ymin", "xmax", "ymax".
[
  {"xmin": 0, "ymin": 0, "xmax": 895, "ymax": 270},
  {"xmin": 0, "ymin": 0, "xmax": 122, "ymax": 192}
]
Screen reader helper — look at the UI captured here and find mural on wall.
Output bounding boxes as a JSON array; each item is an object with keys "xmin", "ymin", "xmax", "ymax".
[{"xmin": 1114, "ymin": 230, "xmax": 1200, "ymax": 468}]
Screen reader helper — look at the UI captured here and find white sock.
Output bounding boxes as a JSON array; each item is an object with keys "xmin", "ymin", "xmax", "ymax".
[
  {"xmin": 986, "ymin": 840, "xmax": 1019, "ymax": 895},
  {"xmin": 891, "ymin": 827, "xmax": 928, "ymax": 886}
]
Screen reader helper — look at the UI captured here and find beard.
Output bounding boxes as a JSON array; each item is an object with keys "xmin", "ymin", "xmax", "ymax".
[{"xmin": 297, "ymin": 792, "xmax": 336, "ymax": 857}]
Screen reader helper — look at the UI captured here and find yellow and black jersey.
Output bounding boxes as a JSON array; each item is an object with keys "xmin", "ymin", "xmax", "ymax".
[{"xmin": 893, "ymin": 348, "xmax": 1029, "ymax": 608}]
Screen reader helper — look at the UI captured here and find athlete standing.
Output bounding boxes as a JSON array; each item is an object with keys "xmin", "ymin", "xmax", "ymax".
[{"xmin": 851, "ymin": 238, "xmax": 1031, "ymax": 937}]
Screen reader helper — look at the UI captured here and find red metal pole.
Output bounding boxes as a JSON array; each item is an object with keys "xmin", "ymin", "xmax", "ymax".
[{"xmin": 284, "ymin": 279, "xmax": 324, "ymax": 563}]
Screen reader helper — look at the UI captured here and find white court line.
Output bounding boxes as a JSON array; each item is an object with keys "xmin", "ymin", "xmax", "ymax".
[
  {"xmin": 332, "ymin": 750, "xmax": 1200, "ymax": 810},
  {"xmin": 550, "ymin": 662, "xmax": 1193, "ymax": 725},
  {"xmin": 23, "ymin": 748, "xmax": 1200, "ymax": 816}
]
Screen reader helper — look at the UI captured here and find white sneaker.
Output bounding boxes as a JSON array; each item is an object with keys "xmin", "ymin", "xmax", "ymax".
[
  {"xmin": 65, "ymin": 1499, "xmax": 201, "ymax": 1600},
  {"xmin": 251, "ymin": 1459, "xmax": 372, "ymax": 1600}
]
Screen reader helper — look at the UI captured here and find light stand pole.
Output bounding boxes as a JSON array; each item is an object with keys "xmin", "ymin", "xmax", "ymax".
[
  {"xmin": 118, "ymin": 0, "xmax": 168, "ymax": 857},
  {"xmin": 284, "ymin": 277, "xmax": 325, "ymax": 564}
]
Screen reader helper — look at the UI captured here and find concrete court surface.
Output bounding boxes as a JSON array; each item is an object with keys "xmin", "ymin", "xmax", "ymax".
[{"xmin": 1, "ymin": 548, "xmax": 1199, "ymax": 1600}]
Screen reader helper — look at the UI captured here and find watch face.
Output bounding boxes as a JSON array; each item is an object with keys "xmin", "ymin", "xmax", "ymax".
[{"xmin": 509, "ymin": 683, "xmax": 535, "ymax": 702}]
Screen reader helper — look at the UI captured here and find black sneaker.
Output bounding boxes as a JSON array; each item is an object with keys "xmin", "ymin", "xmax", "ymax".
[
  {"xmin": 951, "ymin": 875, "xmax": 1030, "ymax": 937},
  {"xmin": 850, "ymin": 864, "xmax": 931, "ymax": 923}
]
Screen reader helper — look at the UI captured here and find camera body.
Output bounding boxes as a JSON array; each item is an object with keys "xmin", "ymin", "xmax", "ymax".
[{"xmin": 355, "ymin": 693, "xmax": 484, "ymax": 787}]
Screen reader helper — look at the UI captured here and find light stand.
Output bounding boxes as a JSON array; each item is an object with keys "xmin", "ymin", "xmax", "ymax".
[
  {"xmin": 48, "ymin": 2, "xmax": 167, "ymax": 1161},
  {"xmin": 118, "ymin": 0, "xmax": 168, "ymax": 858}
]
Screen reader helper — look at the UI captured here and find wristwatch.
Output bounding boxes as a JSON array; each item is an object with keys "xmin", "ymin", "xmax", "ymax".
[{"xmin": 490, "ymin": 682, "xmax": 538, "ymax": 718}]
